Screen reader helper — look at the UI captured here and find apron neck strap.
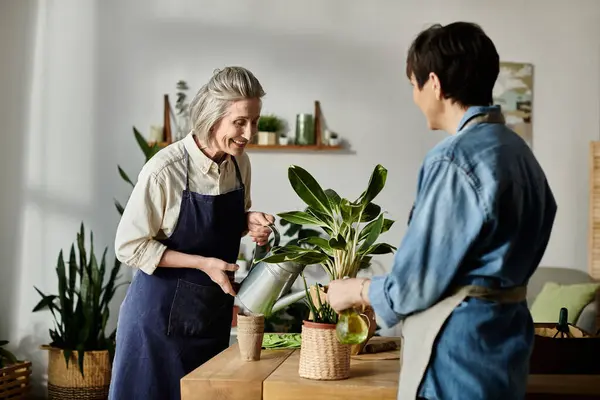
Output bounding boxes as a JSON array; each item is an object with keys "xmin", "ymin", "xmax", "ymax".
[{"xmin": 231, "ymin": 156, "xmax": 244, "ymax": 190}]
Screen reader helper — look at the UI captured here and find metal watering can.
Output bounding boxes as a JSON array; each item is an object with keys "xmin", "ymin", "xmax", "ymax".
[{"xmin": 236, "ymin": 224, "xmax": 307, "ymax": 316}]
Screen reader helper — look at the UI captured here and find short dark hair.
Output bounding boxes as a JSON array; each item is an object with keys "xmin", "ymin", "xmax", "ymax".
[{"xmin": 406, "ymin": 22, "xmax": 500, "ymax": 107}]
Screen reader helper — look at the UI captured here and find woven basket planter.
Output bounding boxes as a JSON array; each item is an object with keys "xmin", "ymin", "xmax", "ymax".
[
  {"xmin": 0, "ymin": 361, "xmax": 32, "ymax": 399},
  {"xmin": 43, "ymin": 346, "xmax": 111, "ymax": 400},
  {"xmin": 298, "ymin": 321, "xmax": 351, "ymax": 380}
]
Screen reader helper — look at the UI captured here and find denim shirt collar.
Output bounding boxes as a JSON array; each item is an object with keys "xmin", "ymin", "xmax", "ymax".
[{"xmin": 456, "ymin": 105, "xmax": 504, "ymax": 134}]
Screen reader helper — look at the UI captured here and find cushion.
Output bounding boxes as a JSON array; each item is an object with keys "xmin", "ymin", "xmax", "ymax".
[{"xmin": 530, "ymin": 282, "xmax": 599, "ymax": 324}]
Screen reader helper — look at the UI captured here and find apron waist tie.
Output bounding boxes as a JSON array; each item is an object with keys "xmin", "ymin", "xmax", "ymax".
[{"xmin": 451, "ymin": 285, "xmax": 527, "ymax": 303}]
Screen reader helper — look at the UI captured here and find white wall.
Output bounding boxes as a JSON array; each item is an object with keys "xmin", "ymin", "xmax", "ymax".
[{"xmin": 2, "ymin": 0, "xmax": 600, "ymax": 395}]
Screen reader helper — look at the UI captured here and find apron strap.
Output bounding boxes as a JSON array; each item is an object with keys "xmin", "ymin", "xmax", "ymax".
[
  {"xmin": 184, "ymin": 151, "xmax": 190, "ymax": 191},
  {"xmin": 451, "ymin": 285, "xmax": 527, "ymax": 303},
  {"xmin": 231, "ymin": 156, "xmax": 245, "ymax": 191}
]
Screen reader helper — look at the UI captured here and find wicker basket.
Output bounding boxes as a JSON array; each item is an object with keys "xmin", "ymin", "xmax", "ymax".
[
  {"xmin": 298, "ymin": 321, "xmax": 351, "ymax": 380},
  {"xmin": 0, "ymin": 361, "xmax": 32, "ymax": 400},
  {"xmin": 529, "ymin": 323, "xmax": 600, "ymax": 375},
  {"xmin": 43, "ymin": 346, "xmax": 111, "ymax": 400}
]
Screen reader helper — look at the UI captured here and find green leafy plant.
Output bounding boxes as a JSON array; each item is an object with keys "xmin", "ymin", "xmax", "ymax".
[
  {"xmin": 257, "ymin": 114, "xmax": 284, "ymax": 133},
  {"xmin": 115, "ymin": 127, "xmax": 161, "ymax": 215},
  {"xmin": 32, "ymin": 223, "xmax": 128, "ymax": 375},
  {"xmin": 0, "ymin": 340, "xmax": 18, "ymax": 368},
  {"xmin": 259, "ymin": 164, "xmax": 396, "ymax": 280},
  {"xmin": 301, "ymin": 274, "xmax": 337, "ymax": 324}
]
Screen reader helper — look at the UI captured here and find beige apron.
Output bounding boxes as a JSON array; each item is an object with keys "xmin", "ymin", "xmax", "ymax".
[
  {"xmin": 397, "ymin": 285, "xmax": 527, "ymax": 399},
  {"xmin": 397, "ymin": 110, "xmax": 522, "ymax": 400}
]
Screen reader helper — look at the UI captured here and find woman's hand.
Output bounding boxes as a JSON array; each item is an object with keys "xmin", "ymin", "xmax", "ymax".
[
  {"xmin": 326, "ymin": 278, "xmax": 371, "ymax": 313},
  {"xmin": 201, "ymin": 257, "xmax": 239, "ymax": 296},
  {"xmin": 247, "ymin": 212, "xmax": 275, "ymax": 246}
]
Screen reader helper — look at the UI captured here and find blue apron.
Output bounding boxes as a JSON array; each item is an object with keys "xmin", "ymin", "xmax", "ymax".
[{"xmin": 109, "ymin": 151, "xmax": 246, "ymax": 400}]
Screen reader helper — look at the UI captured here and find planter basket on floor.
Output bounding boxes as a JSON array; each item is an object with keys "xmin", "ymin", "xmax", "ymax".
[
  {"xmin": 298, "ymin": 321, "xmax": 351, "ymax": 380},
  {"xmin": 44, "ymin": 346, "xmax": 111, "ymax": 400},
  {"xmin": 529, "ymin": 322, "xmax": 600, "ymax": 375},
  {"xmin": 0, "ymin": 361, "xmax": 32, "ymax": 400}
]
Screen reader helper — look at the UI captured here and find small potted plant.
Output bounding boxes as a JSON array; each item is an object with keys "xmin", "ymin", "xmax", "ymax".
[
  {"xmin": 297, "ymin": 276, "xmax": 351, "ymax": 380},
  {"xmin": 33, "ymin": 223, "xmax": 128, "ymax": 400},
  {"xmin": 0, "ymin": 341, "xmax": 32, "ymax": 399},
  {"xmin": 328, "ymin": 132, "xmax": 340, "ymax": 146},
  {"xmin": 279, "ymin": 133, "xmax": 290, "ymax": 145},
  {"xmin": 257, "ymin": 114, "xmax": 284, "ymax": 145}
]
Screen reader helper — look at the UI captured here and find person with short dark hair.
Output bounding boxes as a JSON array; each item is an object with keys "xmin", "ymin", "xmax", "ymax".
[{"xmin": 327, "ymin": 22, "xmax": 556, "ymax": 399}]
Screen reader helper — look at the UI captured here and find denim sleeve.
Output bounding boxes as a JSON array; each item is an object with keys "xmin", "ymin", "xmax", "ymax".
[{"xmin": 369, "ymin": 159, "xmax": 487, "ymax": 328}]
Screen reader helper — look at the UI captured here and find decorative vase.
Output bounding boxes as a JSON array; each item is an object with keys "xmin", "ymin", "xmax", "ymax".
[
  {"xmin": 329, "ymin": 136, "xmax": 340, "ymax": 146},
  {"xmin": 43, "ymin": 346, "xmax": 111, "ymax": 400},
  {"xmin": 349, "ymin": 306, "xmax": 377, "ymax": 355},
  {"xmin": 279, "ymin": 136, "xmax": 289, "ymax": 145},
  {"xmin": 0, "ymin": 360, "xmax": 32, "ymax": 399},
  {"xmin": 298, "ymin": 320, "xmax": 351, "ymax": 380},
  {"xmin": 257, "ymin": 131, "xmax": 277, "ymax": 145},
  {"xmin": 295, "ymin": 114, "xmax": 315, "ymax": 145}
]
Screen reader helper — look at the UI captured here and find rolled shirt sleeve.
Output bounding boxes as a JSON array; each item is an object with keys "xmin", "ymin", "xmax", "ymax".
[
  {"xmin": 115, "ymin": 169, "xmax": 168, "ymax": 275},
  {"xmin": 369, "ymin": 158, "xmax": 487, "ymax": 328}
]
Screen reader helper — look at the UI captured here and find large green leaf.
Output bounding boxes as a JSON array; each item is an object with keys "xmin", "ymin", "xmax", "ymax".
[
  {"xmin": 298, "ymin": 237, "xmax": 334, "ymax": 256},
  {"xmin": 359, "ymin": 218, "xmax": 395, "ymax": 242},
  {"xmin": 356, "ymin": 165, "xmax": 388, "ymax": 207},
  {"xmin": 288, "ymin": 166, "xmax": 332, "ymax": 217},
  {"xmin": 340, "ymin": 199, "xmax": 362, "ymax": 223},
  {"xmin": 278, "ymin": 211, "xmax": 325, "ymax": 227},
  {"xmin": 360, "ymin": 242, "xmax": 396, "ymax": 256},
  {"xmin": 358, "ymin": 214, "xmax": 384, "ymax": 253},
  {"xmin": 324, "ymin": 188, "xmax": 342, "ymax": 213},
  {"xmin": 328, "ymin": 234, "xmax": 347, "ymax": 250},
  {"xmin": 361, "ymin": 203, "xmax": 382, "ymax": 222}
]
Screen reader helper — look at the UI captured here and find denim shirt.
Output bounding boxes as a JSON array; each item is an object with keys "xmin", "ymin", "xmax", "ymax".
[{"xmin": 369, "ymin": 106, "xmax": 557, "ymax": 399}]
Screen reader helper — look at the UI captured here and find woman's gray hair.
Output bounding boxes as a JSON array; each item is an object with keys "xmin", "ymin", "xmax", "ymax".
[{"xmin": 189, "ymin": 66, "xmax": 266, "ymax": 143}]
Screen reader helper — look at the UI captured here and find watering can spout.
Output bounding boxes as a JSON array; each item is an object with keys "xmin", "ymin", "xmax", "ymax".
[{"xmin": 271, "ymin": 290, "xmax": 308, "ymax": 314}]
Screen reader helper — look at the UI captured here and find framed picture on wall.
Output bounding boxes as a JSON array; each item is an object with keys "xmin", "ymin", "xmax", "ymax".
[{"xmin": 493, "ymin": 62, "xmax": 534, "ymax": 148}]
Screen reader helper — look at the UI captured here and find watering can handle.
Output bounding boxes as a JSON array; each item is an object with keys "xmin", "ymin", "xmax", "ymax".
[{"xmin": 267, "ymin": 223, "xmax": 281, "ymax": 248}]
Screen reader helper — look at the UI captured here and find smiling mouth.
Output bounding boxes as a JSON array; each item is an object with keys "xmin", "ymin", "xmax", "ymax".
[{"xmin": 231, "ymin": 139, "xmax": 247, "ymax": 147}]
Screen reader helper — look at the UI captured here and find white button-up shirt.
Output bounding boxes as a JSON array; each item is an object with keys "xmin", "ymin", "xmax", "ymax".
[{"xmin": 114, "ymin": 132, "xmax": 252, "ymax": 275}]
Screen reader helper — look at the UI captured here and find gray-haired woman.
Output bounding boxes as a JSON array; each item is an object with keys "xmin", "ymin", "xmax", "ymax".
[{"xmin": 108, "ymin": 67, "xmax": 274, "ymax": 400}]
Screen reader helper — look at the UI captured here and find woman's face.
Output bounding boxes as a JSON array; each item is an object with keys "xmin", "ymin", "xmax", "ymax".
[{"xmin": 210, "ymin": 98, "xmax": 261, "ymax": 157}]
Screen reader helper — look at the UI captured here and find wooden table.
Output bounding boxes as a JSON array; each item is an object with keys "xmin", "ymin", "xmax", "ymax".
[{"xmin": 181, "ymin": 342, "xmax": 600, "ymax": 399}]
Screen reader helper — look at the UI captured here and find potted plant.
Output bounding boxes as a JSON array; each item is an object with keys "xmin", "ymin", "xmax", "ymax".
[
  {"xmin": 297, "ymin": 275, "xmax": 352, "ymax": 380},
  {"xmin": 258, "ymin": 164, "xmax": 396, "ymax": 375},
  {"xmin": 32, "ymin": 223, "xmax": 128, "ymax": 400},
  {"xmin": 328, "ymin": 132, "xmax": 340, "ymax": 146},
  {"xmin": 257, "ymin": 114, "xmax": 283, "ymax": 145},
  {"xmin": 174, "ymin": 80, "xmax": 190, "ymax": 141},
  {"xmin": 279, "ymin": 133, "xmax": 290, "ymax": 145},
  {"xmin": 115, "ymin": 127, "xmax": 162, "ymax": 215},
  {"xmin": 0, "ymin": 341, "xmax": 32, "ymax": 399}
]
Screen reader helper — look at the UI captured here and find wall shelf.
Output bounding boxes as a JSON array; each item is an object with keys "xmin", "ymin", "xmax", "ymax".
[{"xmin": 147, "ymin": 142, "xmax": 344, "ymax": 152}]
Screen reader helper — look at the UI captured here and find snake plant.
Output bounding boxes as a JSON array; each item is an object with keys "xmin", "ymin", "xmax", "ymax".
[
  {"xmin": 32, "ymin": 223, "xmax": 128, "ymax": 375},
  {"xmin": 259, "ymin": 164, "xmax": 396, "ymax": 280}
]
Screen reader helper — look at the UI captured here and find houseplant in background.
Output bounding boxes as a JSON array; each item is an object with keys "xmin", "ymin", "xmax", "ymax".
[
  {"xmin": 114, "ymin": 127, "xmax": 161, "ymax": 215},
  {"xmin": 32, "ymin": 223, "xmax": 127, "ymax": 399},
  {"xmin": 257, "ymin": 114, "xmax": 284, "ymax": 145},
  {"xmin": 258, "ymin": 163, "xmax": 396, "ymax": 377},
  {"xmin": 0, "ymin": 340, "xmax": 32, "ymax": 399},
  {"xmin": 173, "ymin": 80, "xmax": 190, "ymax": 141}
]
